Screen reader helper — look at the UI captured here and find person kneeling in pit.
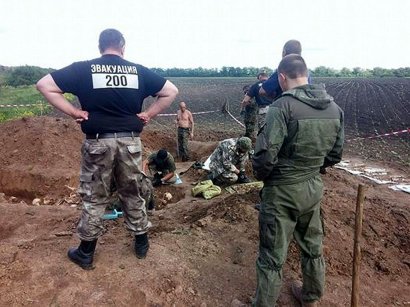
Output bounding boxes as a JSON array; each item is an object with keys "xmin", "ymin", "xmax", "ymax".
[
  {"xmin": 208, "ymin": 136, "xmax": 252, "ymax": 186},
  {"xmin": 143, "ymin": 149, "xmax": 177, "ymax": 187}
]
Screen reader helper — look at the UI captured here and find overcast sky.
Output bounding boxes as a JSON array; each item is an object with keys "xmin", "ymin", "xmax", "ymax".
[{"xmin": 1, "ymin": 0, "xmax": 409, "ymax": 70}]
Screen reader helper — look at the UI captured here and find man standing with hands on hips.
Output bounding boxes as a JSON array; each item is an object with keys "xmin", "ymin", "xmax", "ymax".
[{"xmin": 36, "ymin": 28, "xmax": 178, "ymax": 269}]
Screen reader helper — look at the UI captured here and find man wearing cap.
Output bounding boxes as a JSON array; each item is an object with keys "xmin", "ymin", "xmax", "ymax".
[
  {"xmin": 208, "ymin": 137, "xmax": 252, "ymax": 186},
  {"xmin": 143, "ymin": 149, "xmax": 177, "ymax": 186},
  {"xmin": 36, "ymin": 28, "xmax": 178, "ymax": 269}
]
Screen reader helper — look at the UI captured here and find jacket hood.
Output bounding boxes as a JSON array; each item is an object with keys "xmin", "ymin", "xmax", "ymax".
[{"xmin": 282, "ymin": 84, "xmax": 333, "ymax": 110}]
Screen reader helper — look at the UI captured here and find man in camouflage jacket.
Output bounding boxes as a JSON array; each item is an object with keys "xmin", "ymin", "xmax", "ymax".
[
  {"xmin": 252, "ymin": 55, "xmax": 344, "ymax": 307},
  {"xmin": 208, "ymin": 137, "xmax": 252, "ymax": 185}
]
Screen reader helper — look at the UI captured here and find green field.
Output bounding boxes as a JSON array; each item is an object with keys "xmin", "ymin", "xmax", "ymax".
[
  {"xmin": 0, "ymin": 85, "xmax": 78, "ymax": 122},
  {"xmin": 0, "ymin": 85, "xmax": 50, "ymax": 122}
]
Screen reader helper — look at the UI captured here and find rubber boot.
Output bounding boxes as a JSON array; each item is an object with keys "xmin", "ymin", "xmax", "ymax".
[
  {"xmin": 135, "ymin": 233, "xmax": 149, "ymax": 259},
  {"xmin": 291, "ymin": 281, "xmax": 318, "ymax": 307},
  {"xmin": 67, "ymin": 239, "xmax": 97, "ymax": 270}
]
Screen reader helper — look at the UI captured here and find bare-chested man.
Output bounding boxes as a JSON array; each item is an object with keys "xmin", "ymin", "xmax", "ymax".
[{"xmin": 176, "ymin": 101, "xmax": 194, "ymax": 161}]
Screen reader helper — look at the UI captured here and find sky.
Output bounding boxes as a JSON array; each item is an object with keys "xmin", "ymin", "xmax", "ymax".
[{"xmin": 1, "ymin": 0, "xmax": 409, "ymax": 70}]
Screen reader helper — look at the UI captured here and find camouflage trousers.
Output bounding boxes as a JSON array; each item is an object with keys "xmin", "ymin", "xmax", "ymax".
[
  {"xmin": 178, "ymin": 127, "xmax": 190, "ymax": 161},
  {"xmin": 257, "ymin": 106, "xmax": 269, "ymax": 130},
  {"xmin": 254, "ymin": 175, "xmax": 325, "ymax": 306},
  {"xmin": 244, "ymin": 119, "xmax": 257, "ymax": 140},
  {"xmin": 77, "ymin": 137, "xmax": 150, "ymax": 241},
  {"xmin": 213, "ymin": 170, "xmax": 238, "ymax": 185}
]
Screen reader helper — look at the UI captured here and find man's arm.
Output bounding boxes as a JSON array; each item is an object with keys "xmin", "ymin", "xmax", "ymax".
[
  {"xmin": 252, "ymin": 106, "xmax": 287, "ymax": 180},
  {"xmin": 36, "ymin": 74, "xmax": 88, "ymax": 122},
  {"xmin": 323, "ymin": 111, "xmax": 345, "ymax": 168},
  {"xmin": 241, "ymin": 95, "xmax": 252, "ymax": 108},
  {"xmin": 142, "ymin": 159, "xmax": 150, "ymax": 174},
  {"xmin": 138, "ymin": 80, "xmax": 178, "ymax": 124},
  {"xmin": 162, "ymin": 171, "xmax": 175, "ymax": 182},
  {"xmin": 189, "ymin": 111, "xmax": 194, "ymax": 138},
  {"xmin": 221, "ymin": 145, "xmax": 239, "ymax": 174},
  {"xmin": 175, "ymin": 110, "xmax": 181, "ymax": 127}
]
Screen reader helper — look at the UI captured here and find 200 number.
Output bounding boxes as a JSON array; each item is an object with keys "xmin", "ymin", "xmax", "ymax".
[{"xmin": 106, "ymin": 75, "xmax": 128, "ymax": 86}]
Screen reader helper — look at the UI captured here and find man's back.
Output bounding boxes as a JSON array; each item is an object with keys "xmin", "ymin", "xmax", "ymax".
[
  {"xmin": 254, "ymin": 84, "xmax": 344, "ymax": 185},
  {"xmin": 51, "ymin": 55, "xmax": 166, "ymax": 134}
]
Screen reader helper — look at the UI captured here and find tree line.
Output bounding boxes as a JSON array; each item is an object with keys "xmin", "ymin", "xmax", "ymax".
[
  {"xmin": 0, "ymin": 65, "xmax": 409, "ymax": 87},
  {"xmin": 152, "ymin": 66, "xmax": 410, "ymax": 78}
]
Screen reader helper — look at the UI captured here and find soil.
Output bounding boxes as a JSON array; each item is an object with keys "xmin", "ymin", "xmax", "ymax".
[{"xmin": 0, "ymin": 116, "xmax": 409, "ymax": 307}]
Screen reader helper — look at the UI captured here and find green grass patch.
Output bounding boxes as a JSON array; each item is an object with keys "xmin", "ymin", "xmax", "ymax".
[{"xmin": 0, "ymin": 85, "xmax": 76, "ymax": 122}]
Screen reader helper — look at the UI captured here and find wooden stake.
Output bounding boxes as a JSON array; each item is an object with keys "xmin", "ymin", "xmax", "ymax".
[{"xmin": 351, "ymin": 184, "xmax": 366, "ymax": 307}]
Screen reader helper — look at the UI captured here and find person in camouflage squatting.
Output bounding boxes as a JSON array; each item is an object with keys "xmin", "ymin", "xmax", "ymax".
[
  {"xmin": 208, "ymin": 137, "xmax": 252, "ymax": 186},
  {"xmin": 252, "ymin": 54, "xmax": 344, "ymax": 307}
]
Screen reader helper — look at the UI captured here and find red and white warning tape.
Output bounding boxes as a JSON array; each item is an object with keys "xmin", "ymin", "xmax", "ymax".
[
  {"xmin": 156, "ymin": 110, "xmax": 218, "ymax": 117},
  {"xmin": 347, "ymin": 128, "xmax": 409, "ymax": 142},
  {"xmin": 0, "ymin": 103, "xmax": 46, "ymax": 108}
]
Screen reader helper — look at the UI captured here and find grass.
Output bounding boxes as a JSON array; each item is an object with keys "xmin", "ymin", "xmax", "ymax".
[{"xmin": 0, "ymin": 85, "xmax": 75, "ymax": 122}]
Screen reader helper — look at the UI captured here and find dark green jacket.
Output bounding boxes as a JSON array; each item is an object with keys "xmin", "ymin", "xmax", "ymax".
[{"xmin": 252, "ymin": 84, "xmax": 344, "ymax": 185}]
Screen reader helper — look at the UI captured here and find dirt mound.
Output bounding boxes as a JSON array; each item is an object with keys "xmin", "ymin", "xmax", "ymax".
[
  {"xmin": 0, "ymin": 117, "xmax": 219, "ymax": 202},
  {"xmin": 0, "ymin": 116, "xmax": 82, "ymax": 200},
  {"xmin": 208, "ymin": 191, "xmax": 259, "ymax": 223},
  {"xmin": 189, "ymin": 140, "xmax": 219, "ymax": 161}
]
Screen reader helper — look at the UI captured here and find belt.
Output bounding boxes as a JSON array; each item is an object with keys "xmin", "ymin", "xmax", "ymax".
[
  {"xmin": 86, "ymin": 132, "xmax": 139, "ymax": 139},
  {"xmin": 178, "ymin": 127, "xmax": 190, "ymax": 130}
]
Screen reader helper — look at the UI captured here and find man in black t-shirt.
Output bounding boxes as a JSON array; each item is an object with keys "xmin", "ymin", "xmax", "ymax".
[
  {"xmin": 241, "ymin": 72, "xmax": 273, "ymax": 130},
  {"xmin": 37, "ymin": 28, "xmax": 178, "ymax": 269}
]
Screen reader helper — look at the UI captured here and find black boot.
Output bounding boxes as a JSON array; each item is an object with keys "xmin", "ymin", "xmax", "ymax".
[
  {"xmin": 67, "ymin": 239, "xmax": 97, "ymax": 270},
  {"xmin": 237, "ymin": 171, "xmax": 251, "ymax": 184},
  {"xmin": 135, "ymin": 233, "xmax": 149, "ymax": 259},
  {"xmin": 147, "ymin": 198, "xmax": 155, "ymax": 216}
]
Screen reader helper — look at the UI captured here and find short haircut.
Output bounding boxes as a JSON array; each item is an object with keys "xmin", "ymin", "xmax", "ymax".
[
  {"xmin": 257, "ymin": 72, "xmax": 268, "ymax": 79},
  {"xmin": 99, "ymin": 29, "xmax": 125, "ymax": 53},
  {"xmin": 156, "ymin": 149, "xmax": 168, "ymax": 160},
  {"xmin": 283, "ymin": 40, "xmax": 302, "ymax": 56},
  {"xmin": 278, "ymin": 54, "xmax": 308, "ymax": 79}
]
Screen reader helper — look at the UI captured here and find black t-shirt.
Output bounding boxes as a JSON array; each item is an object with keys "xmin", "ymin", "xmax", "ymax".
[
  {"xmin": 248, "ymin": 81, "xmax": 273, "ymax": 107},
  {"xmin": 261, "ymin": 71, "xmax": 282, "ymax": 99},
  {"xmin": 51, "ymin": 54, "xmax": 166, "ymax": 134}
]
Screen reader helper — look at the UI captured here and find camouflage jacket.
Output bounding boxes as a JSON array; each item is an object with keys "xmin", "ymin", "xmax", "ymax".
[
  {"xmin": 252, "ymin": 84, "xmax": 344, "ymax": 185},
  {"xmin": 209, "ymin": 138, "xmax": 248, "ymax": 177}
]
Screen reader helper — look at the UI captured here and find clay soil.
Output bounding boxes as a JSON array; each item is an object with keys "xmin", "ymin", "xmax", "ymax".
[{"xmin": 0, "ymin": 114, "xmax": 409, "ymax": 307}]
